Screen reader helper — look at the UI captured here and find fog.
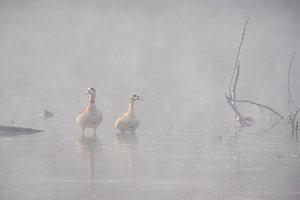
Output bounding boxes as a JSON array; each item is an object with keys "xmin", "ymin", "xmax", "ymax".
[{"xmin": 0, "ymin": 0, "xmax": 300, "ymax": 199}]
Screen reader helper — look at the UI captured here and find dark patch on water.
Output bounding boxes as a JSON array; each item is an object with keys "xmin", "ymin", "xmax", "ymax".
[{"xmin": 0, "ymin": 125, "xmax": 43, "ymax": 137}]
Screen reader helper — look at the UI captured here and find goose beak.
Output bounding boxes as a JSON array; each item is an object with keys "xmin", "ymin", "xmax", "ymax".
[{"xmin": 137, "ymin": 96, "xmax": 143, "ymax": 101}]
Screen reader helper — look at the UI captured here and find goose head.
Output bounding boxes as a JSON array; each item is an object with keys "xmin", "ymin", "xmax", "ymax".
[
  {"xmin": 86, "ymin": 87, "xmax": 96, "ymax": 96},
  {"xmin": 130, "ymin": 93, "xmax": 143, "ymax": 102},
  {"xmin": 86, "ymin": 87, "xmax": 97, "ymax": 103}
]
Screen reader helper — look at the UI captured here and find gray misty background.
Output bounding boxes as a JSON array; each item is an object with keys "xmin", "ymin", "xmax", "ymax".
[
  {"xmin": 1, "ymin": 0, "xmax": 299, "ymax": 131},
  {"xmin": 0, "ymin": 1, "xmax": 300, "ymax": 199}
]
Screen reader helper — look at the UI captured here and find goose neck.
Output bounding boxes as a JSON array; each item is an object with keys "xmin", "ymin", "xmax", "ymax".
[
  {"xmin": 128, "ymin": 100, "xmax": 135, "ymax": 113},
  {"xmin": 89, "ymin": 95, "xmax": 96, "ymax": 103}
]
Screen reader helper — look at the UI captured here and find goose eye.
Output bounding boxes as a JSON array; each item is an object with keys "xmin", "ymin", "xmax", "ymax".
[{"xmin": 133, "ymin": 94, "xmax": 138, "ymax": 98}]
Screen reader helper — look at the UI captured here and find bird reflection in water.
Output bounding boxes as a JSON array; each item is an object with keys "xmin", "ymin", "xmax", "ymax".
[
  {"xmin": 115, "ymin": 133, "xmax": 139, "ymax": 174},
  {"xmin": 77, "ymin": 134, "xmax": 102, "ymax": 179}
]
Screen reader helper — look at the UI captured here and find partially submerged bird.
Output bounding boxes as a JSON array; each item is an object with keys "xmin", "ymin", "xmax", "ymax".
[
  {"xmin": 76, "ymin": 87, "xmax": 103, "ymax": 135},
  {"xmin": 115, "ymin": 94, "xmax": 143, "ymax": 133},
  {"xmin": 44, "ymin": 109, "xmax": 54, "ymax": 119}
]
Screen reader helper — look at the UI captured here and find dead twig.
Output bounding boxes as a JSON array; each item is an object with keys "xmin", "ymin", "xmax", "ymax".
[
  {"xmin": 232, "ymin": 98, "xmax": 284, "ymax": 120},
  {"xmin": 232, "ymin": 61, "xmax": 241, "ymax": 103},
  {"xmin": 225, "ymin": 93, "xmax": 243, "ymax": 119},
  {"xmin": 296, "ymin": 121, "xmax": 299, "ymax": 142},
  {"xmin": 225, "ymin": 93, "xmax": 255, "ymax": 128},
  {"xmin": 286, "ymin": 53, "xmax": 299, "ymax": 140},
  {"xmin": 288, "ymin": 52, "xmax": 299, "ymax": 112},
  {"xmin": 229, "ymin": 17, "xmax": 249, "ymax": 101},
  {"xmin": 226, "ymin": 17, "xmax": 282, "ymax": 134}
]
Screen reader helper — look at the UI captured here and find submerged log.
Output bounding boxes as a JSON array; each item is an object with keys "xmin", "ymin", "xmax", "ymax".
[{"xmin": 0, "ymin": 125, "xmax": 43, "ymax": 137}]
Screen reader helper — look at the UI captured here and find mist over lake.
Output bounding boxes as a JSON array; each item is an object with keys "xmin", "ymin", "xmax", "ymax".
[{"xmin": 0, "ymin": 0, "xmax": 300, "ymax": 199}]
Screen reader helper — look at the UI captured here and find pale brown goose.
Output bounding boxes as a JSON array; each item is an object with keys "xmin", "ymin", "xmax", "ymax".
[
  {"xmin": 115, "ymin": 94, "xmax": 143, "ymax": 133},
  {"xmin": 76, "ymin": 87, "xmax": 103, "ymax": 135}
]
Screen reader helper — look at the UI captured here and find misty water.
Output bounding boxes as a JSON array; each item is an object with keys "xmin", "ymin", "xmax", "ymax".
[{"xmin": 1, "ymin": 1, "xmax": 300, "ymax": 200}]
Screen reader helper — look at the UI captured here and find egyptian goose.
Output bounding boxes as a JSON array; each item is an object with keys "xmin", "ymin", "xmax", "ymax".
[
  {"xmin": 76, "ymin": 87, "xmax": 103, "ymax": 135},
  {"xmin": 115, "ymin": 94, "xmax": 143, "ymax": 133}
]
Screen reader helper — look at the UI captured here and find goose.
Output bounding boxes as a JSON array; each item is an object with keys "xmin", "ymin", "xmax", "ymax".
[
  {"xmin": 115, "ymin": 94, "xmax": 143, "ymax": 133},
  {"xmin": 76, "ymin": 87, "xmax": 103, "ymax": 135}
]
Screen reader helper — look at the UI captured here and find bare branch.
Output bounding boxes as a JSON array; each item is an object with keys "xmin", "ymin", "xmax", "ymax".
[
  {"xmin": 230, "ymin": 98, "xmax": 284, "ymax": 120},
  {"xmin": 288, "ymin": 52, "xmax": 299, "ymax": 112},
  {"xmin": 226, "ymin": 17, "xmax": 283, "ymax": 134},
  {"xmin": 225, "ymin": 93, "xmax": 243, "ymax": 119},
  {"xmin": 259, "ymin": 120, "xmax": 281, "ymax": 134},
  {"xmin": 296, "ymin": 121, "xmax": 299, "ymax": 142},
  {"xmin": 229, "ymin": 17, "xmax": 250, "ymax": 100},
  {"xmin": 232, "ymin": 61, "xmax": 240, "ymax": 102}
]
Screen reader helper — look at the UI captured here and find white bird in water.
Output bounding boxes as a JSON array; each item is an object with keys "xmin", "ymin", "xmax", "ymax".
[
  {"xmin": 115, "ymin": 94, "xmax": 143, "ymax": 133},
  {"xmin": 76, "ymin": 87, "xmax": 103, "ymax": 135}
]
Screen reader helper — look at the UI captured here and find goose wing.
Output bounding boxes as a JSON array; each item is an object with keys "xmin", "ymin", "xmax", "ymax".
[
  {"xmin": 78, "ymin": 106, "xmax": 87, "ymax": 115},
  {"xmin": 115, "ymin": 113, "xmax": 126, "ymax": 127}
]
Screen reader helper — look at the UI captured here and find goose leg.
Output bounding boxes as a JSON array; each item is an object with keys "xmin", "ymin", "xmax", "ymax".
[
  {"xmin": 93, "ymin": 128, "xmax": 97, "ymax": 136},
  {"xmin": 82, "ymin": 127, "xmax": 85, "ymax": 136}
]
